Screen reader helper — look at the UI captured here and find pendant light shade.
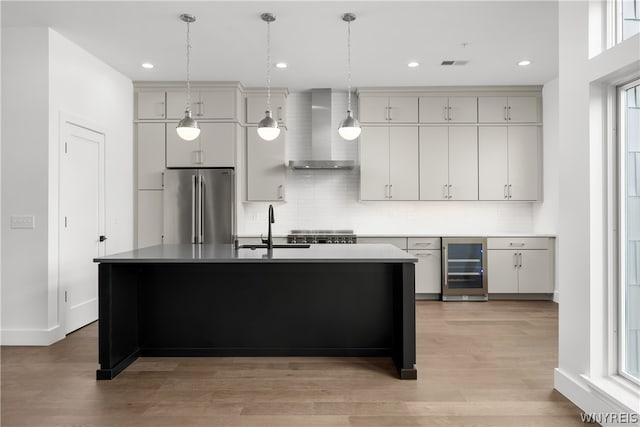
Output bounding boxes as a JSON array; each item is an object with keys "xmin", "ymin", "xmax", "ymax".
[
  {"xmin": 257, "ymin": 110, "xmax": 280, "ymax": 141},
  {"xmin": 176, "ymin": 110, "xmax": 200, "ymax": 141},
  {"xmin": 338, "ymin": 110, "xmax": 362, "ymax": 141},
  {"xmin": 257, "ymin": 13, "xmax": 280, "ymax": 141},
  {"xmin": 338, "ymin": 13, "xmax": 361, "ymax": 141},
  {"xmin": 176, "ymin": 13, "xmax": 200, "ymax": 141}
]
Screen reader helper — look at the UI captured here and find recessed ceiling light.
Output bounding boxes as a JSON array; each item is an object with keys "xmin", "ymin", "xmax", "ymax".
[
  {"xmin": 407, "ymin": 62, "xmax": 420, "ymax": 68},
  {"xmin": 275, "ymin": 62, "xmax": 288, "ymax": 69},
  {"xmin": 517, "ymin": 60, "xmax": 532, "ymax": 67},
  {"xmin": 141, "ymin": 62, "xmax": 154, "ymax": 69}
]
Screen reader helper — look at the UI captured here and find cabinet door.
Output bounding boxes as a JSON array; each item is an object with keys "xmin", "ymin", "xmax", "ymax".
[
  {"xmin": 389, "ymin": 127, "xmax": 419, "ymax": 200},
  {"xmin": 166, "ymin": 123, "xmax": 203, "ymax": 167},
  {"xmin": 137, "ymin": 91, "xmax": 166, "ymax": 119},
  {"xmin": 448, "ymin": 127, "xmax": 478, "ymax": 200},
  {"xmin": 518, "ymin": 250, "xmax": 552, "ymax": 293},
  {"xmin": 246, "ymin": 126, "xmax": 286, "ymax": 201},
  {"xmin": 478, "ymin": 127, "xmax": 509, "ymax": 200},
  {"xmin": 448, "ymin": 97, "xmax": 478, "ymax": 123},
  {"xmin": 165, "ymin": 90, "xmax": 189, "ymax": 120},
  {"xmin": 412, "ymin": 250, "xmax": 442, "ymax": 294},
  {"xmin": 197, "ymin": 90, "xmax": 236, "ymax": 120},
  {"xmin": 246, "ymin": 94, "xmax": 287, "ymax": 125},
  {"xmin": 137, "ymin": 123, "xmax": 165, "ymax": 190},
  {"xmin": 419, "ymin": 97, "xmax": 449, "ymax": 123},
  {"xmin": 478, "ymin": 96, "xmax": 508, "ymax": 123},
  {"xmin": 137, "ymin": 190, "xmax": 163, "ymax": 248},
  {"xmin": 419, "ymin": 127, "xmax": 449, "ymax": 200},
  {"xmin": 508, "ymin": 126, "xmax": 540, "ymax": 201},
  {"xmin": 360, "ymin": 126, "xmax": 390, "ymax": 200},
  {"xmin": 359, "ymin": 96, "xmax": 390, "ymax": 123},
  {"xmin": 507, "ymin": 96, "xmax": 539, "ymax": 123},
  {"xmin": 487, "ymin": 250, "xmax": 519, "ymax": 293},
  {"xmin": 388, "ymin": 97, "xmax": 418, "ymax": 123},
  {"xmin": 198, "ymin": 123, "xmax": 236, "ymax": 167}
]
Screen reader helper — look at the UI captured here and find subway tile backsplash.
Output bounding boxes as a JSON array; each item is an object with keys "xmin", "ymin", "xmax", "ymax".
[{"xmin": 239, "ymin": 91, "xmax": 535, "ymax": 236}]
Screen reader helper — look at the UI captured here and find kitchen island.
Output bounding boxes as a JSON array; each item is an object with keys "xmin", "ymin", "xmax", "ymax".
[{"xmin": 94, "ymin": 244, "xmax": 417, "ymax": 380}]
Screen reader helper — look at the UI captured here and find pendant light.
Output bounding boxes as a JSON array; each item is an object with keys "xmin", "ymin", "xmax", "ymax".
[
  {"xmin": 338, "ymin": 13, "xmax": 361, "ymax": 141},
  {"xmin": 257, "ymin": 13, "xmax": 281, "ymax": 142},
  {"xmin": 176, "ymin": 13, "xmax": 200, "ymax": 141}
]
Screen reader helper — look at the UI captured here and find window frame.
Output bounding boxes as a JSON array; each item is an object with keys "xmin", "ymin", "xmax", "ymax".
[{"xmin": 617, "ymin": 77, "xmax": 640, "ymax": 386}]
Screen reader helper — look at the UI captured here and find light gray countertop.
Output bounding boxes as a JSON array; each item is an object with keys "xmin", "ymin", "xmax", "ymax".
[
  {"xmin": 238, "ymin": 234, "xmax": 556, "ymax": 239},
  {"xmin": 95, "ymin": 244, "xmax": 418, "ymax": 264}
]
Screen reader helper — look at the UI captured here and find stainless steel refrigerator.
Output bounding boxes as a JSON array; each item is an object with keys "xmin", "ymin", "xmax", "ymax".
[{"xmin": 163, "ymin": 168, "xmax": 235, "ymax": 244}]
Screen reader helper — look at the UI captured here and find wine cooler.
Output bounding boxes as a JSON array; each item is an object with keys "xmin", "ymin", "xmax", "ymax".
[{"xmin": 442, "ymin": 238, "xmax": 488, "ymax": 301}]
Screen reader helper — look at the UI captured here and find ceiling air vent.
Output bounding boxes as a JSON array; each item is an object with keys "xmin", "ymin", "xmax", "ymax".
[{"xmin": 441, "ymin": 60, "xmax": 469, "ymax": 66}]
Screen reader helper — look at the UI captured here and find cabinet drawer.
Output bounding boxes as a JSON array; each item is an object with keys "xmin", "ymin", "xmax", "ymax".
[
  {"xmin": 407, "ymin": 237, "xmax": 440, "ymax": 250},
  {"xmin": 487, "ymin": 237, "xmax": 549, "ymax": 250},
  {"xmin": 357, "ymin": 237, "xmax": 407, "ymax": 250}
]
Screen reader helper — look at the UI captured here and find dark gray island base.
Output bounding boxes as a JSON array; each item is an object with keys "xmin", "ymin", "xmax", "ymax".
[{"xmin": 94, "ymin": 244, "xmax": 417, "ymax": 380}]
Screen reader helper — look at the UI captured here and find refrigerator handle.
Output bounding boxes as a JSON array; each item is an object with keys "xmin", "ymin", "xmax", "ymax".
[
  {"xmin": 197, "ymin": 175, "xmax": 204, "ymax": 243},
  {"xmin": 191, "ymin": 175, "xmax": 196, "ymax": 244}
]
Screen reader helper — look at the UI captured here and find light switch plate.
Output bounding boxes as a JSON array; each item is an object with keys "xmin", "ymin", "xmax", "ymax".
[{"xmin": 10, "ymin": 215, "xmax": 35, "ymax": 229}]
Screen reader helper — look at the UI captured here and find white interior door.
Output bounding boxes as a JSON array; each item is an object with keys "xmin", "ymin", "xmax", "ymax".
[{"xmin": 60, "ymin": 121, "xmax": 105, "ymax": 334}]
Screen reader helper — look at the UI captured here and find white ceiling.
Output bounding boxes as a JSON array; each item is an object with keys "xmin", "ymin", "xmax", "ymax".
[{"xmin": 2, "ymin": 1, "xmax": 559, "ymax": 90}]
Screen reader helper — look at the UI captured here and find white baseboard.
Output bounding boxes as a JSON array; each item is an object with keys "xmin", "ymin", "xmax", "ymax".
[
  {"xmin": 555, "ymin": 368, "xmax": 640, "ymax": 426},
  {"xmin": 1, "ymin": 325, "xmax": 65, "ymax": 345}
]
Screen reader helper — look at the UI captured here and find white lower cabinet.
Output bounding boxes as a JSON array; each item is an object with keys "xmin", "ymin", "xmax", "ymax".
[
  {"xmin": 487, "ymin": 238, "xmax": 553, "ymax": 295},
  {"xmin": 411, "ymin": 249, "xmax": 442, "ymax": 296},
  {"xmin": 137, "ymin": 190, "xmax": 163, "ymax": 248}
]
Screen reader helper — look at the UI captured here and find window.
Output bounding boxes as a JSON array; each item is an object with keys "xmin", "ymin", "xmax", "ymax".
[
  {"xmin": 621, "ymin": 0, "xmax": 640, "ymax": 40},
  {"xmin": 619, "ymin": 79, "xmax": 640, "ymax": 384}
]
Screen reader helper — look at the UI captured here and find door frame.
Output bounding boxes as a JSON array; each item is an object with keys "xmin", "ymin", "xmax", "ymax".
[{"xmin": 58, "ymin": 112, "xmax": 106, "ymax": 335}]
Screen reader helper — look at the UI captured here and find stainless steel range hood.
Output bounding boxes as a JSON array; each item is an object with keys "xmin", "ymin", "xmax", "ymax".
[{"xmin": 289, "ymin": 89, "xmax": 355, "ymax": 170}]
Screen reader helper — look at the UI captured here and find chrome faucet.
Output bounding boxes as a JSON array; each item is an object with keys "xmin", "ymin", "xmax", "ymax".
[{"xmin": 261, "ymin": 204, "xmax": 275, "ymax": 250}]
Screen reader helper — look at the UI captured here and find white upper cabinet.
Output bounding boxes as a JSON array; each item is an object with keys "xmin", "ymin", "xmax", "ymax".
[
  {"xmin": 166, "ymin": 89, "xmax": 237, "ymax": 120},
  {"xmin": 360, "ymin": 126, "xmax": 419, "ymax": 200},
  {"xmin": 478, "ymin": 126, "xmax": 540, "ymax": 201},
  {"xmin": 166, "ymin": 122, "xmax": 237, "ymax": 168},
  {"xmin": 137, "ymin": 91, "xmax": 166, "ymax": 119},
  {"xmin": 245, "ymin": 93, "xmax": 287, "ymax": 126},
  {"xmin": 359, "ymin": 96, "xmax": 418, "ymax": 123},
  {"xmin": 137, "ymin": 123, "xmax": 165, "ymax": 190},
  {"xmin": 246, "ymin": 126, "xmax": 286, "ymax": 201},
  {"xmin": 419, "ymin": 96, "xmax": 477, "ymax": 123},
  {"xmin": 478, "ymin": 96, "xmax": 539, "ymax": 123},
  {"xmin": 419, "ymin": 127, "xmax": 478, "ymax": 200}
]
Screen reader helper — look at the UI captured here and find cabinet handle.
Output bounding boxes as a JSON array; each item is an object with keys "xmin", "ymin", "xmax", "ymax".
[
  {"xmin": 518, "ymin": 252, "xmax": 523, "ymax": 267},
  {"xmin": 388, "ymin": 106, "xmax": 393, "ymax": 121},
  {"xmin": 509, "ymin": 242, "xmax": 526, "ymax": 247},
  {"xmin": 448, "ymin": 184, "xmax": 453, "ymax": 199},
  {"xmin": 507, "ymin": 105, "xmax": 511, "ymax": 121},
  {"xmin": 416, "ymin": 253, "xmax": 433, "ymax": 257},
  {"xmin": 513, "ymin": 252, "xmax": 519, "ymax": 268},
  {"xmin": 161, "ymin": 172, "xmax": 165, "ymax": 188},
  {"xmin": 157, "ymin": 101, "xmax": 165, "ymax": 118},
  {"xmin": 508, "ymin": 184, "xmax": 512, "ymax": 199},
  {"xmin": 277, "ymin": 106, "xmax": 283, "ymax": 122},
  {"xmin": 447, "ymin": 106, "xmax": 452, "ymax": 121},
  {"xmin": 504, "ymin": 185, "xmax": 509, "ymax": 199},
  {"xmin": 389, "ymin": 184, "xmax": 393, "ymax": 199},
  {"xmin": 504, "ymin": 106, "xmax": 508, "ymax": 121},
  {"xmin": 414, "ymin": 242, "xmax": 433, "ymax": 246},
  {"xmin": 195, "ymin": 101, "xmax": 204, "ymax": 117},
  {"xmin": 443, "ymin": 106, "xmax": 448, "ymax": 121},
  {"xmin": 277, "ymin": 184, "xmax": 284, "ymax": 200},
  {"xmin": 443, "ymin": 184, "xmax": 448, "ymax": 199}
]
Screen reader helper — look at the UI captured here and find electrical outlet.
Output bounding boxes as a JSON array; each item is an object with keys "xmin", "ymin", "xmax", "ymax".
[{"xmin": 10, "ymin": 215, "xmax": 35, "ymax": 229}]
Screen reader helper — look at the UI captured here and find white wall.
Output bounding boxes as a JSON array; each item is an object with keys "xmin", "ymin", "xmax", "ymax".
[
  {"xmin": 1, "ymin": 28, "xmax": 133, "ymax": 345},
  {"xmin": 238, "ymin": 91, "xmax": 535, "ymax": 236},
  {"xmin": 1, "ymin": 27, "xmax": 51, "ymax": 335},
  {"xmin": 554, "ymin": 0, "xmax": 640, "ymax": 420}
]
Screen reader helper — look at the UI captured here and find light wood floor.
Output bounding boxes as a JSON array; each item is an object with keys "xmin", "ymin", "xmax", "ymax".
[{"xmin": 1, "ymin": 301, "xmax": 585, "ymax": 426}]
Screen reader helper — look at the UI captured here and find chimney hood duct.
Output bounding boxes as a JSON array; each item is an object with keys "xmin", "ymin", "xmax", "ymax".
[{"xmin": 289, "ymin": 89, "xmax": 356, "ymax": 170}]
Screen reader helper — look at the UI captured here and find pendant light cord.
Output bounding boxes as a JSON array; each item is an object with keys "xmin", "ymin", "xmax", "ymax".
[
  {"xmin": 186, "ymin": 20, "xmax": 192, "ymax": 112},
  {"xmin": 346, "ymin": 19, "xmax": 352, "ymax": 112},
  {"xmin": 266, "ymin": 19, "xmax": 272, "ymax": 112}
]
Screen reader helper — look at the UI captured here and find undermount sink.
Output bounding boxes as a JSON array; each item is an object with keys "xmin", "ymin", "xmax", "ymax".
[{"xmin": 236, "ymin": 244, "xmax": 311, "ymax": 250}]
